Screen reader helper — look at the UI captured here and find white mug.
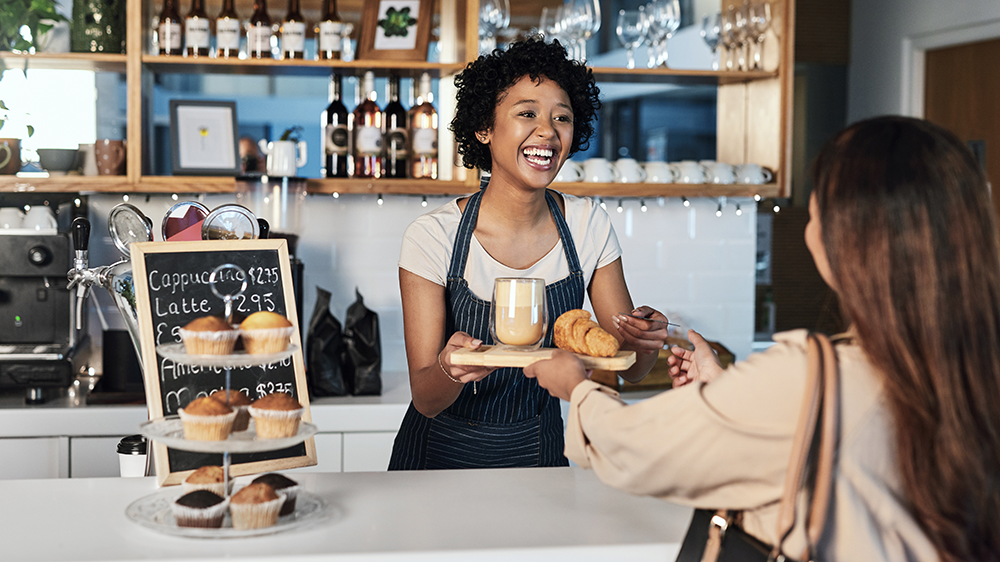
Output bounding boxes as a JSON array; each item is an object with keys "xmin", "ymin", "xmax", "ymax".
[
  {"xmin": 614, "ymin": 158, "xmax": 647, "ymax": 183},
  {"xmin": 642, "ymin": 161, "xmax": 674, "ymax": 183},
  {"xmin": 583, "ymin": 158, "xmax": 621, "ymax": 183},
  {"xmin": 704, "ymin": 162, "xmax": 737, "ymax": 184},
  {"xmin": 736, "ymin": 163, "xmax": 774, "ymax": 184},
  {"xmin": 670, "ymin": 161, "xmax": 707, "ymax": 184},
  {"xmin": 0, "ymin": 207, "xmax": 24, "ymax": 229},
  {"xmin": 259, "ymin": 139, "xmax": 308, "ymax": 177},
  {"xmin": 554, "ymin": 160, "xmax": 584, "ymax": 182},
  {"xmin": 23, "ymin": 206, "xmax": 57, "ymax": 231},
  {"xmin": 78, "ymin": 143, "xmax": 98, "ymax": 176}
]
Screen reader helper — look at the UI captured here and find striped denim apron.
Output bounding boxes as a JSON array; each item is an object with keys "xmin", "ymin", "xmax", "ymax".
[{"xmin": 388, "ymin": 186, "xmax": 585, "ymax": 470}]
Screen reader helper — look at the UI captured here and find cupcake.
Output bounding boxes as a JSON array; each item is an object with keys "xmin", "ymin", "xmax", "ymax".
[
  {"xmin": 172, "ymin": 490, "xmax": 228, "ymax": 528},
  {"xmin": 177, "ymin": 396, "xmax": 236, "ymax": 441},
  {"xmin": 251, "ymin": 473, "xmax": 299, "ymax": 516},
  {"xmin": 210, "ymin": 389, "xmax": 252, "ymax": 432},
  {"xmin": 182, "ymin": 465, "xmax": 230, "ymax": 496},
  {"xmin": 229, "ymin": 483, "xmax": 284, "ymax": 530},
  {"xmin": 178, "ymin": 316, "xmax": 239, "ymax": 355},
  {"xmin": 248, "ymin": 393, "xmax": 304, "ymax": 439},
  {"xmin": 239, "ymin": 311, "xmax": 295, "ymax": 355}
]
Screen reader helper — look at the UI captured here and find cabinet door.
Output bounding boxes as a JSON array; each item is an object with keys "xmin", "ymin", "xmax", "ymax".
[
  {"xmin": 290, "ymin": 433, "xmax": 343, "ymax": 473},
  {"xmin": 70, "ymin": 437, "xmax": 126, "ymax": 478},
  {"xmin": 343, "ymin": 432, "xmax": 397, "ymax": 472},
  {"xmin": 0, "ymin": 437, "xmax": 68, "ymax": 479}
]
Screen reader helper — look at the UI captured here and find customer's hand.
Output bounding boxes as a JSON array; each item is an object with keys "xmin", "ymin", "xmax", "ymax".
[
  {"xmin": 523, "ymin": 350, "xmax": 589, "ymax": 402},
  {"xmin": 666, "ymin": 329, "xmax": 724, "ymax": 386}
]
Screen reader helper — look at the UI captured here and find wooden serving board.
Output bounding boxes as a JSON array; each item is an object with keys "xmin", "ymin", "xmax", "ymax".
[{"xmin": 450, "ymin": 346, "xmax": 636, "ymax": 371}]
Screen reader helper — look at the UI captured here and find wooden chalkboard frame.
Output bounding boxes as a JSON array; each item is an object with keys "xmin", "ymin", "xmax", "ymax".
[{"xmin": 132, "ymin": 239, "xmax": 316, "ymax": 486}]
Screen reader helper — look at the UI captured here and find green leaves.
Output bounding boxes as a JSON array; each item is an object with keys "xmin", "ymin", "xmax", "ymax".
[
  {"xmin": 1, "ymin": 0, "xmax": 67, "ymax": 52},
  {"xmin": 279, "ymin": 126, "xmax": 304, "ymax": 142}
]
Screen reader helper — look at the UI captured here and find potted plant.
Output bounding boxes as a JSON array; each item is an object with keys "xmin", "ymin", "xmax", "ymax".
[{"xmin": 0, "ymin": 0, "xmax": 68, "ymax": 52}]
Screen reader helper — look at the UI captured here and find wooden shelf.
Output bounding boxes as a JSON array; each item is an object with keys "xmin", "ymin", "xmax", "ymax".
[
  {"xmin": 552, "ymin": 182, "xmax": 781, "ymax": 198},
  {"xmin": 0, "ymin": 175, "xmax": 131, "ymax": 193},
  {"xmin": 589, "ymin": 67, "xmax": 779, "ymax": 86},
  {"xmin": 141, "ymin": 55, "xmax": 466, "ymax": 77},
  {"xmin": 0, "ymin": 52, "xmax": 127, "ymax": 72}
]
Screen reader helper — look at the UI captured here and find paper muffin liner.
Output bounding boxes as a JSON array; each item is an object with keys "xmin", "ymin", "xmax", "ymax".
[
  {"xmin": 229, "ymin": 495, "xmax": 284, "ymax": 530},
  {"xmin": 248, "ymin": 405, "xmax": 304, "ymax": 439},
  {"xmin": 239, "ymin": 326, "xmax": 295, "ymax": 355},
  {"xmin": 177, "ymin": 408, "xmax": 237, "ymax": 441},
  {"xmin": 273, "ymin": 484, "xmax": 300, "ymax": 516},
  {"xmin": 178, "ymin": 328, "xmax": 239, "ymax": 355},
  {"xmin": 172, "ymin": 496, "xmax": 229, "ymax": 528},
  {"xmin": 182, "ymin": 478, "xmax": 233, "ymax": 497}
]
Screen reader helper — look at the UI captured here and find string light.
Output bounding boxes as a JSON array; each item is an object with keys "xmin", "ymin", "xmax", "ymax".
[
  {"xmin": 377, "ymin": 194, "xmax": 384, "ymax": 206},
  {"xmin": 122, "ymin": 194, "xmax": 129, "ymax": 202},
  {"xmin": 735, "ymin": 203, "xmax": 743, "ymax": 216},
  {"xmin": 639, "ymin": 199, "xmax": 647, "ymax": 212},
  {"xmin": 773, "ymin": 203, "xmax": 781, "ymax": 213},
  {"xmin": 754, "ymin": 193, "xmax": 761, "ymax": 202},
  {"xmin": 598, "ymin": 197, "xmax": 606, "ymax": 210},
  {"xmin": 421, "ymin": 195, "xmax": 428, "ymax": 207},
  {"xmin": 73, "ymin": 198, "xmax": 81, "ymax": 207},
  {"xmin": 716, "ymin": 203, "xmax": 723, "ymax": 217},
  {"xmin": 171, "ymin": 193, "xmax": 179, "ymax": 201},
  {"xmin": 332, "ymin": 192, "xmax": 340, "ymax": 198},
  {"xmin": 616, "ymin": 199, "xmax": 624, "ymax": 213},
  {"xmin": 682, "ymin": 197, "xmax": 690, "ymax": 207}
]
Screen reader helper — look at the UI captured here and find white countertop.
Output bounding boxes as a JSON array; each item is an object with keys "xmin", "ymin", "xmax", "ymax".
[{"xmin": 0, "ymin": 467, "xmax": 692, "ymax": 562}]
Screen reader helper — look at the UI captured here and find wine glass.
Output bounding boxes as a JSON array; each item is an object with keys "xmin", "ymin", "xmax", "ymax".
[
  {"xmin": 617, "ymin": 8, "xmax": 645, "ymax": 70},
  {"xmin": 748, "ymin": 1, "xmax": 771, "ymax": 69},
  {"xmin": 642, "ymin": 1, "xmax": 666, "ymax": 68},
  {"xmin": 479, "ymin": 0, "xmax": 498, "ymax": 54},
  {"xmin": 701, "ymin": 13, "xmax": 721, "ymax": 70},
  {"xmin": 660, "ymin": 0, "xmax": 680, "ymax": 68},
  {"xmin": 727, "ymin": 3, "xmax": 749, "ymax": 70}
]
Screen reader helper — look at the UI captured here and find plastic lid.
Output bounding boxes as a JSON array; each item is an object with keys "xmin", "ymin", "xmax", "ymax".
[{"xmin": 117, "ymin": 434, "xmax": 147, "ymax": 455}]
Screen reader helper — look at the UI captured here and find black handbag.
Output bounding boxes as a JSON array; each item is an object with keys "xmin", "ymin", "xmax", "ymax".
[{"xmin": 676, "ymin": 333, "xmax": 840, "ymax": 562}]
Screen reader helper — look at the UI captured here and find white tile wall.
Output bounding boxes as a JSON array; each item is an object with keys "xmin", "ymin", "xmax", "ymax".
[{"xmin": 86, "ymin": 192, "xmax": 756, "ymax": 373}]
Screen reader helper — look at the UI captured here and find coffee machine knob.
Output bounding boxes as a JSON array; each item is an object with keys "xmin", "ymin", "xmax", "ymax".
[{"xmin": 28, "ymin": 245, "xmax": 52, "ymax": 267}]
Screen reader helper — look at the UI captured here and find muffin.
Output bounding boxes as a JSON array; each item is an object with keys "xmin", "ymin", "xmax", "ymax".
[
  {"xmin": 178, "ymin": 316, "xmax": 239, "ymax": 355},
  {"xmin": 248, "ymin": 393, "xmax": 304, "ymax": 439},
  {"xmin": 182, "ymin": 465, "xmax": 230, "ymax": 496},
  {"xmin": 210, "ymin": 389, "xmax": 252, "ymax": 431},
  {"xmin": 239, "ymin": 311, "xmax": 295, "ymax": 355},
  {"xmin": 229, "ymin": 483, "xmax": 284, "ymax": 530},
  {"xmin": 251, "ymin": 473, "xmax": 299, "ymax": 516},
  {"xmin": 177, "ymin": 396, "xmax": 236, "ymax": 441},
  {"xmin": 172, "ymin": 490, "xmax": 228, "ymax": 528}
]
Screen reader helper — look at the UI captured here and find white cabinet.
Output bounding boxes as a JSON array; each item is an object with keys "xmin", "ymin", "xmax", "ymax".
[
  {"xmin": 70, "ymin": 437, "xmax": 123, "ymax": 478},
  {"xmin": 343, "ymin": 432, "xmax": 396, "ymax": 472},
  {"xmin": 0, "ymin": 437, "xmax": 68, "ymax": 479},
  {"xmin": 292, "ymin": 432, "xmax": 343, "ymax": 474}
]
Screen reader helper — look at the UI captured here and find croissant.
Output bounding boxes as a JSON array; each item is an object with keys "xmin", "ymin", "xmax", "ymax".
[{"xmin": 553, "ymin": 309, "xmax": 621, "ymax": 358}]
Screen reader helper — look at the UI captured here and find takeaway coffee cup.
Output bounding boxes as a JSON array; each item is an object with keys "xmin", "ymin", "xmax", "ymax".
[
  {"xmin": 554, "ymin": 160, "xmax": 584, "ymax": 182},
  {"xmin": 614, "ymin": 158, "xmax": 647, "ymax": 183},
  {"xmin": 117, "ymin": 434, "xmax": 148, "ymax": 477}
]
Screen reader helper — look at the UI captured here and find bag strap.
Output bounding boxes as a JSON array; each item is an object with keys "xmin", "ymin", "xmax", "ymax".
[{"xmin": 772, "ymin": 333, "xmax": 840, "ymax": 561}]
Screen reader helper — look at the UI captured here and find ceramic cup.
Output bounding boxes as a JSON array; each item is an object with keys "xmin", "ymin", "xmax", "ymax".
[
  {"xmin": 78, "ymin": 143, "xmax": 98, "ymax": 176},
  {"xmin": 259, "ymin": 139, "xmax": 308, "ymax": 177},
  {"xmin": 704, "ymin": 161, "xmax": 737, "ymax": 184},
  {"xmin": 669, "ymin": 160, "xmax": 708, "ymax": 184},
  {"xmin": 583, "ymin": 158, "xmax": 621, "ymax": 183},
  {"xmin": 614, "ymin": 158, "xmax": 647, "ymax": 183},
  {"xmin": 642, "ymin": 161, "xmax": 674, "ymax": 183},
  {"xmin": 23, "ymin": 206, "xmax": 57, "ymax": 231},
  {"xmin": 736, "ymin": 163, "xmax": 774, "ymax": 184},
  {"xmin": 0, "ymin": 138, "xmax": 21, "ymax": 175},
  {"xmin": 0, "ymin": 207, "xmax": 24, "ymax": 229},
  {"xmin": 554, "ymin": 160, "xmax": 584, "ymax": 182},
  {"xmin": 95, "ymin": 139, "xmax": 126, "ymax": 175}
]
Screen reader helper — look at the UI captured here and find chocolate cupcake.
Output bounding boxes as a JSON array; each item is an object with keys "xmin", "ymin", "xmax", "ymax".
[
  {"xmin": 172, "ymin": 490, "xmax": 228, "ymax": 528},
  {"xmin": 229, "ymin": 483, "xmax": 284, "ymax": 530},
  {"xmin": 251, "ymin": 473, "xmax": 299, "ymax": 516},
  {"xmin": 210, "ymin": 389, "xmax": 252, "ymax": 432},
  {"xmin": 182, "ymin": 465, "xmax": 230, "ymax": 497},
  {"xmin": 178, "ymin": 316, "xmax": 239, "ymax": 355},
  {"xmin": 178, "ymin": 396, "xmax": 236, "ymax": 441},
  {"xmin": 248, "ymin": 393, "xmax": 304, "ymax": 439}
]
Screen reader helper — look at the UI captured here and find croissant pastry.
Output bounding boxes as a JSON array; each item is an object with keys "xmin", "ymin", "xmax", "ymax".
[{"xmin": 553, "ymin": 309, "xmax": 621, "ymax": 358}]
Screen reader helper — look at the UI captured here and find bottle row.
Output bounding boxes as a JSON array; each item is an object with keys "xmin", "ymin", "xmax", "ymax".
[
  {"xmin": 323, "ymin": 71, "xmax": 439, "ymax": 180},
  {"xmin": 157, "ymin": 0, "xmax": 345, "ymax": 60}
]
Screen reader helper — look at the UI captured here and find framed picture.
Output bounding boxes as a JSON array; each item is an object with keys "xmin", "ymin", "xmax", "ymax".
[
  {"xmin": 169, "ymin": 100, "xmax": 241, "ymax": 176},
  {"xmin": 356, "ymin": 0, "xmax": 433, "ymax": 62}
]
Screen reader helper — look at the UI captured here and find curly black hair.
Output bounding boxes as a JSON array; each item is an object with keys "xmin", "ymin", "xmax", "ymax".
[{"xmin": 449, "ymin": 37, "xmax": 602, "ymax": 172}]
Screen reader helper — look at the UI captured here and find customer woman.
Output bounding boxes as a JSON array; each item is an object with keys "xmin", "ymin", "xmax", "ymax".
[
  {"xmin": 525, "ymin": 116, "xmax": 1000, "ymax": 560},
  {"xmin": 388, "ymin": 37, "xmax": 668, "ymax": 470}
]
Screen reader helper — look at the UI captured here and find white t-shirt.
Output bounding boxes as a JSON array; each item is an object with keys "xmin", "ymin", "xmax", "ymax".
[{"xmin": 398, "ymin": 191, "xmax": 623, "ymax": 300}]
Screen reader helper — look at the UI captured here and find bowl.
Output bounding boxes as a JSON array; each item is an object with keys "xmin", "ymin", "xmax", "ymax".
[{"xmin": 37, "ymin": 148, "xmax": 79, "ymax": 173}]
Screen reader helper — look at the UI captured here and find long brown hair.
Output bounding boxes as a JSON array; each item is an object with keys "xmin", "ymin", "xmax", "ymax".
[{"xmin": 813, "ymin": 116, "xmax": 1000, "ymax": 561}]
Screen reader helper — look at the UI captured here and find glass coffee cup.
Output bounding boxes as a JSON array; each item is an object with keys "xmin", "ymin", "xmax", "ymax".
[{"xmin": 490, "ymin": 278, "xmax": 548, "ymax": 351}]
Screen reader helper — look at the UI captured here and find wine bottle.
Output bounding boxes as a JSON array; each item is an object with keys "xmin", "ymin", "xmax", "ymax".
[
  {"xmin": 184, "ymin": 0, "xmax": 210, "ymax": 57},
  {"xmin": 158, "ymin": 0, "xmax": 183, "ymax": 56},
  {"xmin": 247, "ymin": 0, "xmax": 273, "ymax": 59},
  {"xmin": 352, "ymin": 71, "xmax": 383, "ymax": 178},
  {"xmin": 383, "ymin": 75, "xmax": 408, "ymax": 178},
  {"xmin": 280, "ymin": 0, "xmax": 306, "ymax": 60},
  {"xmin": 315, "ymin": 0, "xmax": 343, "ymax": 60},
  {"xmin": 322, "ymin": 73, "xmax": 349, "ymax": 178},
  {"xmin": 215, "ymin": 0, "xmax": 241, "ymax": 58},
  {"xmin": 408, "ymin": 73, "xmax": 438, "ymax": 179}
]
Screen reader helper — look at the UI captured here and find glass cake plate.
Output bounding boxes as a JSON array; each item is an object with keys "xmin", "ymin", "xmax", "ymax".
[
  {"xmin": 126, "ymin": 488, "xmax": 332, "ymax": 538},
  {"xmin": 156, "ymin": 343, "xmax": 298, "ymax": 368},
  {"xmin": 140, "ymin": 416, "xmax": 318, "ymax": 453}
]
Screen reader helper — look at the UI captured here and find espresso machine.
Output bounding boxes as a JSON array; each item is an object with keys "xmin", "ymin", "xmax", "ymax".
[{"xmin": 0, "ymin": 203, "xmax": 91, "ymax": 404}]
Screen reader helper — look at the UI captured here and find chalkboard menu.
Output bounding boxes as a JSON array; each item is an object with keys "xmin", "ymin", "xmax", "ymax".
[{"xmin": 131, "ymin": 240, "xmax": 316, "ymax": 486}]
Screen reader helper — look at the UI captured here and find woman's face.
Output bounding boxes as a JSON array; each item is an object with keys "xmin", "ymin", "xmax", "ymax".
[
  {"xmin": 805, "ymin": 192, "xmax": 836, "ymax": 290},
  {"xmin": 479, "ymin": 75, "xmax": 574, "ymax": 190}
]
